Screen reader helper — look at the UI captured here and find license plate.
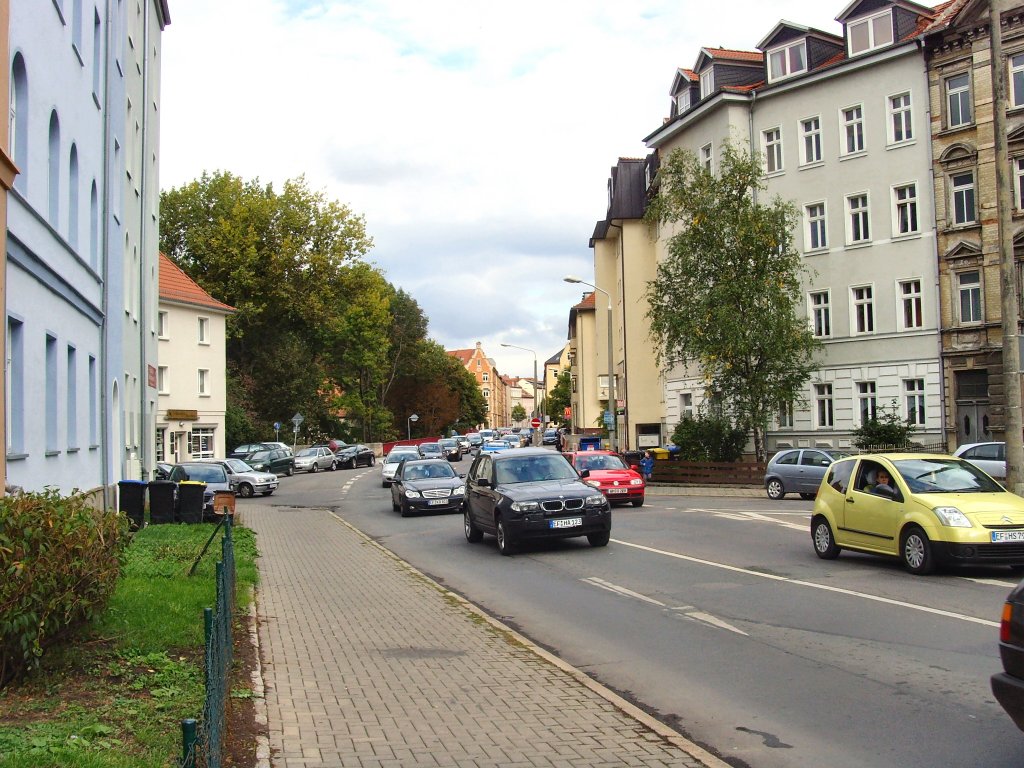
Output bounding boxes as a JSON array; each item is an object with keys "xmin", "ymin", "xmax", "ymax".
[
  {"xmin": 606, "ymin": 488, "xmax": 627, "ymax": 494},
  {"xmin": 550, "ymin": 517, "xmax": 582, "ymax": 529},
  {"xmin": 427, "ymin": 498, "xmax": 449, "ymax": 506},
  {"xmin": 991, "ymin": 531, "xmax": 1024, "ymax": 543}
]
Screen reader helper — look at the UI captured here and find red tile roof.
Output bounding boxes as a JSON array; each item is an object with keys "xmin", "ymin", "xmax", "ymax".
[
  {"xmin": 703, "ymin": 47, "xmax": 764, "ymax": 63},
  {"xmin": 447, "ymin": 348, "xmax": 475, "ymax": 365},
  {"xmin": 572, "ymin": 292, "xmax": 596, "ymax": 311},
  {"xmin": 158, "ymin": 253, "xmax": 234, "ymax": 312}
]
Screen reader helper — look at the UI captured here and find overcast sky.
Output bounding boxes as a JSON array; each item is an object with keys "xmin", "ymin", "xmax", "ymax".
[{"xmin": 160, "ymin": 0, "xmax": 863, "ymax": 380}]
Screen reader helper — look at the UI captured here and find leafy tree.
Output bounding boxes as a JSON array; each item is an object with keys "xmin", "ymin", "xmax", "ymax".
[
  {"xmin": 646, "ymin": 142, "xmax": 820, "ymax": 461},
  {"xmin": 511, "ymin": 404, "xmax": 527, "ymax": 422},
  {"xmin": 852, "ymin": 399, "xmax": 917, "ymax": 450},
  {"xmin": 671, "ymin": 413, "xmax": 747, "ymax": 462},
  {"xmin": 545, "ymin": 370, "xmax": 571, "ymax": 426}
]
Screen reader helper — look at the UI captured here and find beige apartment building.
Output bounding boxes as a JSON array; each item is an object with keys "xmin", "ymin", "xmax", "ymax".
[{"xmin": 566, "ymin": 292, "xmax": 605, "ymax": 436}]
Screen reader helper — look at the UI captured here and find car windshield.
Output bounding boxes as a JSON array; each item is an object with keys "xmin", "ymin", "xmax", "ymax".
[
  {"xmin": 892, "ymin": 458, "xmax": 1004, "ymax": 494},
  {"xmin": 225, "ymin": 459, "xmax": 254, "ymax": 473},
  {"xmin": 420, "ymin": 443, "xmax": 440, "ymax": 451},
  {"xmin": 439, "ymin": 439, "xmax": 457, "ymax": 447},
  {"xmin": 403, "ymin": 463, "xmax": 456, "ymax": 480},
  {"xmin": 495, "ymin": 455, "xmax": 578, "ymax": 484},
  {"xmin": 575, "ymin": 454, "xmax": 627, "ymax": 471}
]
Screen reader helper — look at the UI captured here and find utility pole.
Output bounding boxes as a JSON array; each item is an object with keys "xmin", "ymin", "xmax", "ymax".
[{"xmin": 992, "ymin": 0, "xmax": 1024, "ymax": 494}]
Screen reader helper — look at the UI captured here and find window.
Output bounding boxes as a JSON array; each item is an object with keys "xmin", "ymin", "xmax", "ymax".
[
  {"xmin": 158, "ymin": 311, "xmax": 168, "ymax": 338},
  {"xmin": 66, "ymin": 346, "xmax": 77, "ymax": 449},
  {"xmin": 157, "ymin": 365, "xmax": 168, "ymax": 393},
  {"xmin": 767, "ymin": 41, "xmax": 807, "ymax": 82},
  {"xmin": 852, "ymin": 286, "xmax": 874, "ymax": 334},
  {"xmin": 191, "ymin": 427, "xmax": 214, "ymax": 459},
  {"xmin": 701, "ymin": 143, "xmax": 713, "ymax": 173},
  {"xmin": 46, "ymin": 334, "xmax": 57, "ymax": 452},
  {"xmin": 1013, "ymin": 53, "xmax": 1024, "ymax": 108},
  {"xmin": 946, "ymin": 73, "xmax": 972, "ymax": 128},
  {"xmin": 197, "ymin": 316, "xmax": 209, "ymax": 344},
  {"xmin": 893, "ymin": 183, "xmax": 919, "ymax": 235},
  {"xmin": 847, "ymin": 194, "xmax": 870, "ymax": 244},
  {"xmin": 778, "ymin": 400, "xmax": 794, "ymax": 428},
  {"xmin": 951, "ymin": 172, "xmax": 976, "ymax": 226},
  {"xmin": 482, "ymin": 388, "xmax": 490, "ymax": 399},
  {"xmin": 700, "ymin": 69, "xmax": 713, "ymax": 99},
  {"xmin": 48, "ymin": 111, "xmax": 61, "ymax": 226},
  {"xmin": 958, "ymin": 270, "xmax": 982, "ymax": 324},
  {"xmin": 11, "ymin": 54, "xmax": 27, "ymax": 192},
  {"xmin": 89, "ymin": 181, "xmax": 98, "ymax": 268},
  {"xmin": 680, "ymin": 392, "xmax": 694, "ymax": 419},
  {"xmin": 1016, "ymin": 157, "xmax": 1024, "ymax": 209},
  {"xmin": 675, "ymin": 90, "xmax": 690, "ymax": 114},
  {"xmin": 848, "ymin": 9, "xmax": 894, "ymax": 56},
  {"xmin": 156, "ymin": 427, "xmax": 166, "ymax": 462},
  {"xmin": 905, "ymin": 379, "xmax": 925, "ymax": 425},
  {"xmin": 198, "ymin": 368, "xmax": 209, "ymax": 396},
  {"xmin": 900, "ymin": 279, "xmax": 923, "ymax": 329},
  {"xmin": 71, "ymin": 0, "xmax": 82, "ymax": 58},
  {"xmin": 815, "ymin": 383, "xmax": 834, "ymax": 428},
  {"xmin": 805, "ymin": 203, "xmax": 827, "ymax": 251},
  {"xmin": 68, "ymin": 145, "xmax": 79, "ymax": 247},
  {"xmin": 801, "ymin": 117, "xmax": 821, "ymax": 164},
  {"xmin": 857, "ymin": 382, "xmax": 877, "ymax": 425},
  {"xmin": 842, "ymin": 105, "xmax": 864, "ymax": 154},
  {"xmin": 763, "ymin": 128, "xmax": 783, "ymax": 173},
  {"xmin": 482, "ymin": 372, "xmax": 489, "ymax": 382},
  {"xmin": 810, "ymin": 290, "xmax": 831, "ymax": 338},
  {"xmin": 92, "ymin": 9, "xmax": 101, "ymax": 100},
  {"xmin": 7, "ymin": 318, "xmax": 23, "ymax": 452},
  {"xmin": 889, "ymin": 92, "xmax": 912, "ymax": 143},
  {"xmin": 88, "ymin": 355, "xmax": 96, "ymax": 446}
]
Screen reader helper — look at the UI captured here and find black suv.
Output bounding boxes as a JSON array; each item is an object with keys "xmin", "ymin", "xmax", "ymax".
[
  {"xmin": 463, "ymin": 447, "xmax": 611, "ymax": 555},
  {"xmin": 993, "ymin": 578, "xmax": 1024, "ymax": 730}
]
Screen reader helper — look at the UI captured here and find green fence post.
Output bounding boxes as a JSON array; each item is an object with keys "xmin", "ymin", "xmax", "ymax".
[{"xmin": 181, "ymin": 718, "xmax": 197, "ymax": 768}]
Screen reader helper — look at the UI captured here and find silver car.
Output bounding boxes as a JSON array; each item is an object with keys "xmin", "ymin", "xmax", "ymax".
[
  {"xmin": 293, "ymin": 446, "xmax": 337, "ymax": 473},
  {"xmin": 381, "ymin": 447, "xmax": 419, "ymax": 487},
  {"xmin": 197, "ymin": 458, "xmax": 278, "ymax": 497},
  {"xmin": 953, "ymin": 441, "xmax": 1006, "ymax": 480},
  {"xmin": 764, "ymin": 448, "xmax": 851, "ymax": 500}
]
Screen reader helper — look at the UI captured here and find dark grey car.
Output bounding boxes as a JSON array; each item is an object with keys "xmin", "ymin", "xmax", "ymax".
[{"xmin": 764, "ymin": 448, "xmax": 850, "ymax": 500}]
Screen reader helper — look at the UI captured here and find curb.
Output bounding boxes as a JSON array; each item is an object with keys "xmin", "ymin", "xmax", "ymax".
[{"xmin": 244, "ymin": 588, "xmax": 271, "ymax": 768}]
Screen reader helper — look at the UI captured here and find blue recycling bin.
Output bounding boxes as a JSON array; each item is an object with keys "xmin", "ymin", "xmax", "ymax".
[
  {"xmin": 118, "ymin": 480, "xmax": 146, "ymax": 530},
  {"xmin": 579, "ymin": 436, "xmax": 603, "ymax": 451}
]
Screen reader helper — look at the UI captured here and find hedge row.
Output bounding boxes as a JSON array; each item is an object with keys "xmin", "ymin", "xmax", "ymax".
[{"xmin": 0, "ymin": 489, "xmax": 128, "ymax": 687}]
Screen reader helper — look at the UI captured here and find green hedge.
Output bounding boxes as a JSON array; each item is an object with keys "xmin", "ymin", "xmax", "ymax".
[{"xmin": 0, "ymin": 490, "xmax": 128, "ymax": 688}]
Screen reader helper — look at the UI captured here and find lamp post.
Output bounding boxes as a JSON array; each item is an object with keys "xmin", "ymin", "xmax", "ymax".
[
  {"xmin": 501, "ymin": 342, "xmax": 539, "ymax": 444},
  {"xmin": 407, "ymin": 413, "xmax": 419, "ymax": 441},
  {"xmin": 564, "ymin": 275, "xmax": 616, "ymax": 451}
]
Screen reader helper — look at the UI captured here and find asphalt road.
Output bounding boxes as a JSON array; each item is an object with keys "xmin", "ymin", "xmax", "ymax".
[{"xmin": 255, "ymin": 460, "xmax": 1024, "ymax": 768}]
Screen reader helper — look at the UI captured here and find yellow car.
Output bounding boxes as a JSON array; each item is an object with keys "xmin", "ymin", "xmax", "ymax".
[{"xmin": 811, "ymin": 453, "xmax": 1024, "ymax": 574}]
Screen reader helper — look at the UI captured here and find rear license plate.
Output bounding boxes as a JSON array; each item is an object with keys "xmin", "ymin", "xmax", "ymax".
[
  {"xmin": 427, "ymin": 498, "xmax": 449, "ymax": 506},
  {"xmin": 992, "ymin": 531, "xmax": 1024, "ymax": 542},
  {"xmin": 606, "ymin": 488, "xmax": 627, "ymax": 494},
  {"xmin": 550, "ymin": 517, "xmax": 582, "ymax": 529}
]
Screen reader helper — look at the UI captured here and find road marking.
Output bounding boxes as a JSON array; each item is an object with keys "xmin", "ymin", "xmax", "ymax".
[
  {"xmin": 962, "ymin": 577, "xmax": 1018, "ymax": 588},
  {"xmin": 700, "ymin": 507, "xmax": 809, "ymax": 532},
  {"xmin": 582, "ymin": 581, "xmax": 750, "ymax": 636},
  {"xmin": 684, "ymin": 611, "xmax": 749, "ymax": 636},
  {"xmin": 582, "ymin": 577, "xmax": 666, "ymax": 606},
  {"xmin": 612, "ymin": 539, "xmax": 1000, "ymax": 629}
]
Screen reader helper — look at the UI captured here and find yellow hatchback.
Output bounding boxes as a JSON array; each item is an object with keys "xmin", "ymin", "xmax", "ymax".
[{"xmin": 811, "ymin": 453, "xmax": 1024, "ymax": 574}]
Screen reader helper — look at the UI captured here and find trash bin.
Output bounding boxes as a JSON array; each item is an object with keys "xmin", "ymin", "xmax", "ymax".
[
  {"xmin": 212, "ymin": 490, "xmax": 235, "ymax": 518},
  {"xmin": 622, "ymin": 450, "xmax": 644, "ymax": 468},
  {"xmin": 118, "ymin": 479, "xmax": 146, "ymax": 530},
  {"xmin": 148, "ymin": 480, "xmax": 177, "ymax": 524},
  {"xmin": 579, "ymin": 436, "xmax": 603, "ymax": 451},
  {"xmin": 650, "ymin": 447, "xmax": 670, "ymax": 461},
  {"xmin": 177, "ymin": 481, "xmax": 206, "ymax": 524}
]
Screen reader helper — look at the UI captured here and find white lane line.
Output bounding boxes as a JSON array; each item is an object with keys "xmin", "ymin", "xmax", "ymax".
[
  {"xmin": 582, "ymin": 577, "xmax": 666, "ymax": 606},
  {"xmin": 582, "ymin": 581, "xmax": 749, "ymax": 636},
  {"xmin": 962, "ymin": 577, "xmax": 1018, "ymax": 588},
  {"xmin": 684, "ymin": 611, "xmax": 749, "ymax": 636},
  {"xmin": 612, "ymin": 539, "xmax": 1000, "ymax": 629}
]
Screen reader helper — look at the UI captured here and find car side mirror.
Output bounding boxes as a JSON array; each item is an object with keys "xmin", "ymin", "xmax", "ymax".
[
  {"xmin": 580, "ymin": 469, "xmax": 590, "ymax": 478},
  {"xmin": 475, "ymin": 477, "xmax": 491, "ymax": 488}
]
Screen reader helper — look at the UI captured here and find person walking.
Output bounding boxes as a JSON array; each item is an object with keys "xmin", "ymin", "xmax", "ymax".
[
  {"xmin": 639, "ymin": 450, "xmax": 654, "ymax": 482},
  {"xmin": 555, "ymin": 428, "xmax": 564, "ymax": 452}
]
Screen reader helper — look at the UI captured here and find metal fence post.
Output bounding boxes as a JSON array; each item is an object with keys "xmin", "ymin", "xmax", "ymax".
[{"xmin": 181, "ymin": 718, "xmax": 197, "ymax": 768}]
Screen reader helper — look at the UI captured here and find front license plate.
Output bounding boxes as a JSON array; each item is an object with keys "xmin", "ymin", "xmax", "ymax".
[
  {"xmin": 606, "ymin": 488, "xmax": 627, "ymax": 494},
  {"xmin": 992, "ymin": 531, "xmax": 1024, "ymax": 543},
  {"xmin": 550, "ymin": 517, "xmax": 582, "ymax": 529},
  {"xmin": 427, "ymin": 498, "xmax": 449, "ymax": 506}
]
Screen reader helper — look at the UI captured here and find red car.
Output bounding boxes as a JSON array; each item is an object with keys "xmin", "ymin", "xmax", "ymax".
[{"xmin": 563, "ymin": 450, "xmax": 645, "ymax": 507}]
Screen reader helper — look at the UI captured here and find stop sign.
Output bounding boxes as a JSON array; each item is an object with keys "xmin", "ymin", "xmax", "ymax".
[{"xmin": 530, "ymin": 417, "xmax": 541, "ymax": 428}]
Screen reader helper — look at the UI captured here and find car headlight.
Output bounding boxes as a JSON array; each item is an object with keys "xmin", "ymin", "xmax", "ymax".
[
  {"xmin": 404, "ymin": 489, "xmax": 422, "ymax": 498},
  {"xmin": 451, "ymin": 486, "xmax": 465, "ymax": 496},
  {"xmin": 630, "ymin": 478, "xmax": 644, "ymax": 486},
  {"xmin": 933, "ymin": 506, "xmax": 972, "ymax": 528},
  {"xmin": 511, "ymin": 500, "xmax": 540, "ymax": 512},
  {"xmin": 585, "ymin": 479, "xmax": 602, "ymax": 488},
  {"xmin": 585, "ymin": 494, "xmax": 606, "ymax": 507}
]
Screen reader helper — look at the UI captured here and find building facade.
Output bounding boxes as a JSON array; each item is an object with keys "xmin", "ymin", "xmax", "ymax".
[
  {"xmin": 565, "ymin": 292, "xmax": 604, "ymax": 435},
  {"xmin": 448, "ymin": 341, "xmax": 509, "ymax": 428}
]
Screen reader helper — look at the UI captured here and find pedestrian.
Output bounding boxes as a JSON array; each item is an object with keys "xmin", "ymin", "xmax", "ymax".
[
  {"xmin": 555, "ymin": 428, "xmax": 564, "ymax": 452},
  {"xmin": 639, "ymin": 450, "xmax": 654, "ymax": 482}
]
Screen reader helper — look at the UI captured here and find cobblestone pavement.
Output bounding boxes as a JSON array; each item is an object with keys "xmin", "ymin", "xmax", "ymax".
[{"xmin": 242, "ymin": 503, "xmax": 728, "ymax": 768}]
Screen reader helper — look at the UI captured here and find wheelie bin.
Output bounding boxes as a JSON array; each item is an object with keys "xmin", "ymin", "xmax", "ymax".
[
  {"xmin": 118, "ymin": 479, "xmax": 146, "ymax": 530},
  {"xmin": 177, "ymin": 481, "xmax": 206, "ymax": 524},
  {"xmin": 147, "ymin": 480, "xmax": 177, "ymax": 524}
]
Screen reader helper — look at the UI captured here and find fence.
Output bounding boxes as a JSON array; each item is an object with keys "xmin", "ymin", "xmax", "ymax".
[
  {"xmin": 652, "ymin": 460, "xmax": 767, "ymax": 486},
  {"xmin": 180, "ymin": 514, "xmax": 236, "ymax": 768}
]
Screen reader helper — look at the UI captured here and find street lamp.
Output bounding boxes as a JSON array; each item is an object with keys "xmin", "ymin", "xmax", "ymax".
[
  {"xmin": 407, "ymin": 413, "xmax": 419, "ymax": 441},
  {"xmin": 501, "ymin": 342, "xmax": 540, "ymax": 444},
  {"xmin": 564, "ymin": 275, "xmax": 616, "ymax": 451}
]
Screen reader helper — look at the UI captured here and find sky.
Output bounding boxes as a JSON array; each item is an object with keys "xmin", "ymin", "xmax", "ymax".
[{"xmin": 159, "ymin": 0, "xmax": 851, "ymax": 380}]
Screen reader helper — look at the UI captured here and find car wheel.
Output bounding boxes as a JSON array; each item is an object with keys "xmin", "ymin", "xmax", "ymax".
[
  {"xmin": 369, "ymin": 456, "xmax": 376, "ymax": 466},
  {"xmin": 382, "ymin": 480, "xmax": 389, "ymax": 488},
  {"xmin": 330, "ymin": 460, "xmax": 338, "ymax": 471},
  {"xmin": 588, "ymin": 531, "xmax": 610, "ymax": 547},
  {"xmin": 901, "ymin": 526, "xmax": 934, "ymax": 575},
  {"xmin": 812, "ymin": 516, "xmax": 840, "ymax": 559},
  {"xmin": 766, "ymin": 478, "xmax": 786, "ymax": 500},
  {"xmin": 285, "ymin": 466, "xmax": 293, "ymax": 477},
  {"xmin": 464, "ymin": 509, "xmax": 483, "ymax": 543},
  {"xmin": 496, "ymin": 516, "xmax": 516, "ymax": 555},
  {"xmin": 631, "ymin": 498, "xmax": 644, "ymax": 508},
  {"xmin": 800, "ymin": 493, "xmax": 816, "ymax": 500},
  {"xmin": 311, "ymin": 463, "xmax": 319, "ymax": 473},
  {"xmin": 238, "ymin": 482, "xmax": 254, "ymax": 499},
  {"xmin": 392, "ymin": 496, "xmax": 400, "ymax": 512}
]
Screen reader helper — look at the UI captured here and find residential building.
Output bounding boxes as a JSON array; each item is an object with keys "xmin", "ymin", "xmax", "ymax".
[
  {"xmin": 156, "ymin": 253, "xmax": 233, "ymax": 463},
  {"xmin": 922, "ymin": 0, "xmax": 1024, "ymax": 450},
  {"xmin": 566, "ymin": 292, "xmax": 604, "ymax": 435},
  {"xmin": 0, "ymin": 0, "xmax": 18, "ymax": 492},
  {"xmin": 448, "ymin": 341, "xmax": 508, "ymax": 428},
  {"xmin": 543, "ymin": 344, "xmax": 569, "ymax": 424}
]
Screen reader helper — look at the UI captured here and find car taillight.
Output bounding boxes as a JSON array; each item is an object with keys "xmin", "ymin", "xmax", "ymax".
[{"xmin": 1001, "ymin": 601, "xmax": 1014, "ymax": 644}]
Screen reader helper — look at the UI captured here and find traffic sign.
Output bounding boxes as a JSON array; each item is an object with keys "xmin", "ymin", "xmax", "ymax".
[{"xmin": 530, "ymin": 417, "xmax": 541, "ymax": 428}]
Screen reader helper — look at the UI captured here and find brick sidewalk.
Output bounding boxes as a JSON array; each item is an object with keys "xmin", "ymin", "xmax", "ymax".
[{"xmin": 241, "ymin": 504, "xmax": 728, "ymax": 768}]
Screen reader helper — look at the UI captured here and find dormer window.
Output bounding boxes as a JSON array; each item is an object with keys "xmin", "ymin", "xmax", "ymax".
[
  {"xmin": 767, "ymin": 41, "xmax": 807, "ymax": 82},
  {"xmin": 848, "ymin": 9, "xmax": 894, "ymax": 56},
  {"xmin": 675, "ymin": 90, "xmax": 691, "ymax": 114},
  {"xmin": 700, "ymin": 69, "xmax": 713, "ymax": 99}
]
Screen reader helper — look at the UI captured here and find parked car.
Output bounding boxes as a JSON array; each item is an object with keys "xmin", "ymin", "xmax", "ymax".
[
  {"xmin": 542, "ymin": 428, "xmax": 559, "ymax": 446},
  {"xmin": 811, "ymin": 453, "xmax": 1024, "ymax": 574},
  {"xmin": 154, "ymin": 461, "xmax": 173, "ymax": 480},
  {"xmin": 381, "ymin": 448, "xmax": 418, "ymax": 487},
  {"xmin": 244, "ymin": 447, "xmax": 295, "ymax": 476},
  {"xmin": 438, "ymin": 437, "xmax": 463, "ymax": 462},
  {"xmin": 196, "ymin": 457, "xmax": 278, "ymax": 497},
  {"xmin": 336, "ymin": 443, "xmax": 375, "ymax": 468},
  {"xmin": 293, "ymin": 446, "xmax": 337, "ymax": 473},
  {"xmin": 417, "ymin": 442, "xmax": 444, "ymax": 460},
  {"xmin": 764, "ymin": 448, "xmax": 851, "ymax": 500},
  {"xmin": 463, "ymin": 447, "xmax": 611, "ymax": 555},
  {"xmin": 168, "ymin": 461, "xmax": 233, "ymax": 518},
  {"xmin": 563, "ymin": 450, "xmax": 645, "ymax": 507},
  {"xmin": 390, "ymin": 458, "xmax": 466, "ymax": 517},
  {"xmin": 229, "ymin": 442, "xmax": 274, "ymax": 459},
  {"xmin": 992, "ymin": 577, "xmax": 1024, "ymax": 731},
  {"xmin": 953, "ymin": 441, "xmax": 1007, "ymax": 480}
]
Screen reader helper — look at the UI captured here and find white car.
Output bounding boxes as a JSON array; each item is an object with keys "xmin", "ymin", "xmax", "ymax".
[
  {"xmin": 293, "ymin": 446, "xmax": 337, "ymax": 473},
  {"xmin": 381, "ymin": 447, "xmax": 419, "ymax": 487},
  {"xmin": 952, "ymin": 441, "xmax": 1006, "ymax": 479}
]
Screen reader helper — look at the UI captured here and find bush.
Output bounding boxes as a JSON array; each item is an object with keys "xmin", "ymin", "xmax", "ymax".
[
  {"xmin": 0, "ymin": 490, "xmax": 128, "ymax": 688},
  {"xmin": 671, "ymin": 414, "xmax": 747, "ymax": 462},
  {"xmin": 852, "ymin": 399, "xmax": 916, "ymax": 450}
]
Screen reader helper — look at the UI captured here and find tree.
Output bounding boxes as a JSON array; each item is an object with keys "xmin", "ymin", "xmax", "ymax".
[
  {"xmin": 511, "ymin": 404, "xmax": 527, "ymax": 423},
  {"xmin": 544, "ymin": 370, "xmax": 571, "ymax": 426},
  {"xmin": 646, "ymin": 142, "xmax": 821, "ymax": 461},
  {"xmin": 852, "ymin": 399, "xmax": 917, "ymax": 450}
]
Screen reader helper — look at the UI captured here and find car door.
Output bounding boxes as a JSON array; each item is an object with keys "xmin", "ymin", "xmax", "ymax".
[
  {"xmin": 799, "ymin": 450, "xmax": 833, "ymax": 493},
  {"xmin": 844, "ymin": 461, "xmax": 902, "ymax": 554},
  {"xmin": 467, "ymin": 455, "xmax": 496, "ymax": 531}
]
